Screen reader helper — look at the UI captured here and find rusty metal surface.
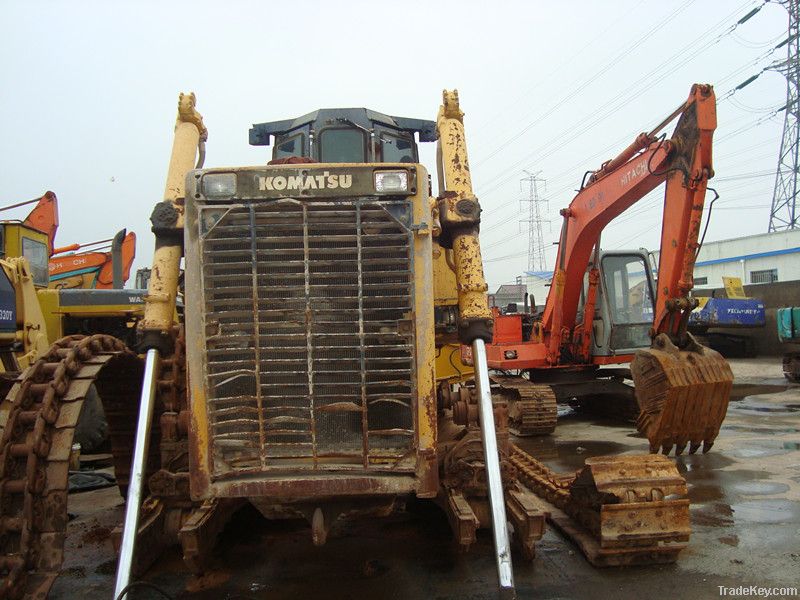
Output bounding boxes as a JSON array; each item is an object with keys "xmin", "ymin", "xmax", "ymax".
[
  {"xmin": 490, "ymin": 375, "xmax": 557, "ymax": 436},
  {"xmin": 0, "ymin": 335, "xmax": 141, "ymax": 599},
  {"xmin": 193, "ymin": 198, "xmax": 418, "ymax": 479},
  {"xmin": 631, "ymin": 333, "xmax": 733, "ymax": 455},
  {"xmin": 509, "ymin": 445, "xmax": 691, "ymax": 566}
]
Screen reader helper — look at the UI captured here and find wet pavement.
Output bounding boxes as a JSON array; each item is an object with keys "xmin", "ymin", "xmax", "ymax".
[{"xmin": 52, "ymin": 358, "xmax": 800, "ymax": 599}]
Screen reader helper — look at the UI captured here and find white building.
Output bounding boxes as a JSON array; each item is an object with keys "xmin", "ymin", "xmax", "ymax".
[
  {"xmin": 521, "ymin": 271, "xmax": 553, "ymax": 309},
  {"xmin": 513, "ymin": 229, "xmax": 800, "ymax": 308},
  {"xmin": 662, "ymin": 228, "xmax": 800, "ymax": 289}
]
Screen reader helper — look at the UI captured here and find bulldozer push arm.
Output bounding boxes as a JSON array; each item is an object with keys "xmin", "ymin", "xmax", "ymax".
[
  {"xmin": 436, "ymin": 90, "xmax": 515, "ymax": 598},
  {"xmin": 114, "ymin": 93, "xmax": 206, "ymax": 599}
]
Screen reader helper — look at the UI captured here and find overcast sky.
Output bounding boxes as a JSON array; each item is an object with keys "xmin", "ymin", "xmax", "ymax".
[{"xmin": 0, "ymin": 0, "xmax": 790, "ymax": 290}]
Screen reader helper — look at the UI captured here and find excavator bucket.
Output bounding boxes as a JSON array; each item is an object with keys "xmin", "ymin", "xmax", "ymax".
[{"xmin": 631, "ymin": 333, "xmax": 733, "ymax": 455}]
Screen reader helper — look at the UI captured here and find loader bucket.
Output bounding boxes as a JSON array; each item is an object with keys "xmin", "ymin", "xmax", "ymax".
[{"xmin": 630, "ymin": 333, "xmax": 733, "ymax": 455}]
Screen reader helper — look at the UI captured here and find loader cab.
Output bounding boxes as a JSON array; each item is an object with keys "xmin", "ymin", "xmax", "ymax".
[
  {"xmin": 0, "ymin": 223, "xmax": 51, "ymax": 288},
  {"xmin": 249, "ymin": 108, "xmax": 437, "ymax": 163},
  {"xmin": 588, "ymin": 250, "xmax": 656, "ymax": 357}
]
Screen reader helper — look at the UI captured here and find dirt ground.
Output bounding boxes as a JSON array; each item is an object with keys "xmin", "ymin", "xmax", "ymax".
[{"xmin": 51, "ymin": 357, "xmax": 800, "ymax": 599}]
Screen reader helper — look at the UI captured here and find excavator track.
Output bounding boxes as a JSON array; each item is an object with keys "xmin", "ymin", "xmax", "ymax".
[
  {"xmin": 509, "ymin": 445, "xmax": 690, "ymax": 566},
  {"xmin": 491, "ymin": 375, "xmax": 557, "ymax": 436},
  {"xmin": 631, "ymin": 333, "xmax": 733, "ymax": 455},
  {"xmin": 0, "ymin": 335, "xmax": 142, "ymax": 600}
]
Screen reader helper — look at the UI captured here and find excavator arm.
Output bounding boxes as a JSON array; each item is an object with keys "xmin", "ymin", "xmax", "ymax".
[
  {"xmin": 542, "ymin": 84, "xmax": 717, "ymax": 360},
  {"xmin": 542, "ymin": 84, "xmax": 732, "ymax": 455}
]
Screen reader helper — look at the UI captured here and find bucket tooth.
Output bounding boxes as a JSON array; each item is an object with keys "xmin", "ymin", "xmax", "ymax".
[
  {"xmin": 675, "ymin": 442, "xmax": 687, "ymax": 456},
  {"xmin": 631, "ymin": 333, "xmax": 733, "ymax": 456},
  {"xmin": 702, "ymin": 441, "xmax": 714, "ymax": 454}
]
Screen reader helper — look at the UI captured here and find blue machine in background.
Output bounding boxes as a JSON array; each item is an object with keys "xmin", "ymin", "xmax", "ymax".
[
  {"xmin": 690, "ymin": 297, "xmax": 766, "ymax": 329},
  {"xmin": 688, "ymin": 296, "xmax": 766, "ymax": 357}
]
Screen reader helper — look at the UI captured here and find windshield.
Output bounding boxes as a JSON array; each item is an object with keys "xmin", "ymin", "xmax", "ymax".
[
  {"xmin": 602, "ymin": 254, "xmax": 654, "ymax": 324},
  {"xmin": 22, "ymin": 236, "xmax": 49, "ymax": 287},
  {"xmin": 319, "ymin": 128, "xmax": 365, "ymax": 162},
  {"xmin": 275, "ymin": 133, "xmax": 304, "ymax": 159},
  {"xmin": 380, "ymin": 132, "xmax": 415, "ymax": 163}
]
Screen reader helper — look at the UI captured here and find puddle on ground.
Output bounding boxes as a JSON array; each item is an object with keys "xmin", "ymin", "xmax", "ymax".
[
  {"xmin": 732, "ymin": 481, "xmax": 790, "ymax": 496},
  {"xmin": 729, "ymin": 440, "xmax": 800, "ymax": 459},
  {"xmin": 691, "ymin": 501, "xmax": 734, "ymax": 527},
  {"xmin": 512, "ymin": 437, "xmax": 627, "ymax": 473},
  {"xmin": 728, "ymin": 400, "xmax": 798, "ymax": 415},
  {"xmin": 722, "ymin": 425, "xmax": 800, "ymax": 434},
  {"xmin": 729, "ymin": 383, "xmax": 788, "ymax": 402},
  {"xmin": 729, "ymin": 499, "xmax": 800, "ymax": 524}
]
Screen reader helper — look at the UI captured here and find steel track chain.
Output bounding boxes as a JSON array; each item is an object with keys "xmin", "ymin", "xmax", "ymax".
[
  {"xmin": 491, "ymin": 376, "xmax": 557, "ymax": 436},
  {"xmin": 0, "ymin": 335, "xmax": 141, "ymax": 600}
]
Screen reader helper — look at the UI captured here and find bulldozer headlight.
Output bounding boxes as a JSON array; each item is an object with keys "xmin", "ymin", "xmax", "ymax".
[
  {"xmin": 374, "ymin": 170, "xmax": 408, "ymax": 193},
  {"xmin": 202, "ymin": 173, "xmax": 237, "ymax": 198}
]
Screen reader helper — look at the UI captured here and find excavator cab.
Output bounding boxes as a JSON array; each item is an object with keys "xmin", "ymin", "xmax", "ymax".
[{"xmin": 589, "ymin": 250, "xmax": 656, "ymax": 357}]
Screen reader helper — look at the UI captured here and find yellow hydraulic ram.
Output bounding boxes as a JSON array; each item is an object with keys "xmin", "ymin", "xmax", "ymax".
[
  {"xmin": 114, "ymin": 93, "xmax": 206, "ymax": 599},
  {"xmin": 436, "ymin": 90, "xmax": 514, "ymax": 598}
]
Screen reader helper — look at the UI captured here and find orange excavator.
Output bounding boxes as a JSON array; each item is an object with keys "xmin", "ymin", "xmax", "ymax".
[
  {"xmin": 485, "ymin": 84, "xmax": 733, "ymax": 455},
  {"xmin": 49, "ymin": 230, "xmax": 136, "ymax": 289},
  {"xmin": 0, "ymin": 191, "xmax": 136, "ymax": 289}
]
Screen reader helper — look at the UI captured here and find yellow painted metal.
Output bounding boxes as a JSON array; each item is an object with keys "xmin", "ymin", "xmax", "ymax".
[
  {"xmin": 435, "ymin": 342, "xmax": 473, "ymax": 383},
  {"xmin": 435, "ymin": 90, "xmax": 491, "ymax": 325},
  {"xmin": 410, "ymin": 165, "xmax": 438, "ymax": 494},
  {"xmin": 0, "ymin": 257, "xmax": 49, "ymax": 369},
  {"xmin": 35, "ymin": 289, "xmax": 62, "ymax": 343},
  {"xmin": 722, "ymin": 276, "xmax": 747, "ymax": 299},
  {"xmin": 183, "ymin": 164, "xmax": 439, "ymax": 499},
  {"xmin": 142, "ymin": 93, "xmax": 206, "ymax": 334},
  {"xmin": 432, "ymin": 244, "xmax": 458, "ymax": 306},
  {"xmin": 1, "ymin": 224, "xmax": 50, "ymax": 289}
]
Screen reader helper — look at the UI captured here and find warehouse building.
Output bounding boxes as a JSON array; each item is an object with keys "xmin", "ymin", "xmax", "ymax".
[{"xmin": 675, "ymin": 228, "xmax": 800, "ymax": 289}]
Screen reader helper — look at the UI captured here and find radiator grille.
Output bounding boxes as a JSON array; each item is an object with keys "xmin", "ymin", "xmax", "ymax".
[{"xmin": 198, "ymin": 198, "xmax": 416, "ymax": 476}]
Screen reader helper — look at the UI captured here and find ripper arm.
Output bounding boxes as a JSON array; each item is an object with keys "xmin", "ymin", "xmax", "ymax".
[
  {"xmin": 435, "ymin": 90, "xmax": 493, "ymax": 345},
  {"xmin": 139, "ymin": 92, "xmax": 207, "ymax": 353}
]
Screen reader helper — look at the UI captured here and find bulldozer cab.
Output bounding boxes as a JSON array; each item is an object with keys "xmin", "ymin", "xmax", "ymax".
[
  {"xmin": 586, "ymin": 250, "xmax": 656, "ymax": 357},
  {"xmin": 0, "ymin": 223, "xmax": 50, "ymax": 288},
  {"xmin": 250, "ymin": 108, "xmax": 437, "ymax": 163}
]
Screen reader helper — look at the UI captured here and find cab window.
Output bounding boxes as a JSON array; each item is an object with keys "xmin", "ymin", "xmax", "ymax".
[
  {"xmin": 22, "ymin": 237, "xmax": 49, "ymax": 287},
  {"xmin": 319, "ymin": 128, "xmax": 366, "ymax": 163},
  {"xmin": 601, "ymin": 255, "xmax": 654, "ymax": 325},
  {"xmin": 380, "ymin": 133, "xmax": 415, "ymax": 163},
  {"xmin": 275, "ymin": 133, "xmax": 304, "ymax": 159}
]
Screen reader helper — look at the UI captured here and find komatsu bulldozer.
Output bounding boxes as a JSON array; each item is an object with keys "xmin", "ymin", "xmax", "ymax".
[{"xmin": 1, "ymin": 91, "xmax": 702, "ymax": 600}]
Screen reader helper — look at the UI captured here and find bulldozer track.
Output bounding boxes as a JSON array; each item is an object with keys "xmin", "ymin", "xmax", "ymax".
[
  {"xmin": 509, "ymin": 444, "xmax": 690, "ymax": 566},
  {"xmin": 0, "ymin": 335, "xmax": 142, "ymax": 600},
  {"xmin": 491, "ymin": 375, "xmax": 557, "ymax": 436}
]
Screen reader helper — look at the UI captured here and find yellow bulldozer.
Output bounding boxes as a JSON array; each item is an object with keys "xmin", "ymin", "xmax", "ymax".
[{"xmin": 0, "ymin": 90, "xmax": 732, "ymax": 599}]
